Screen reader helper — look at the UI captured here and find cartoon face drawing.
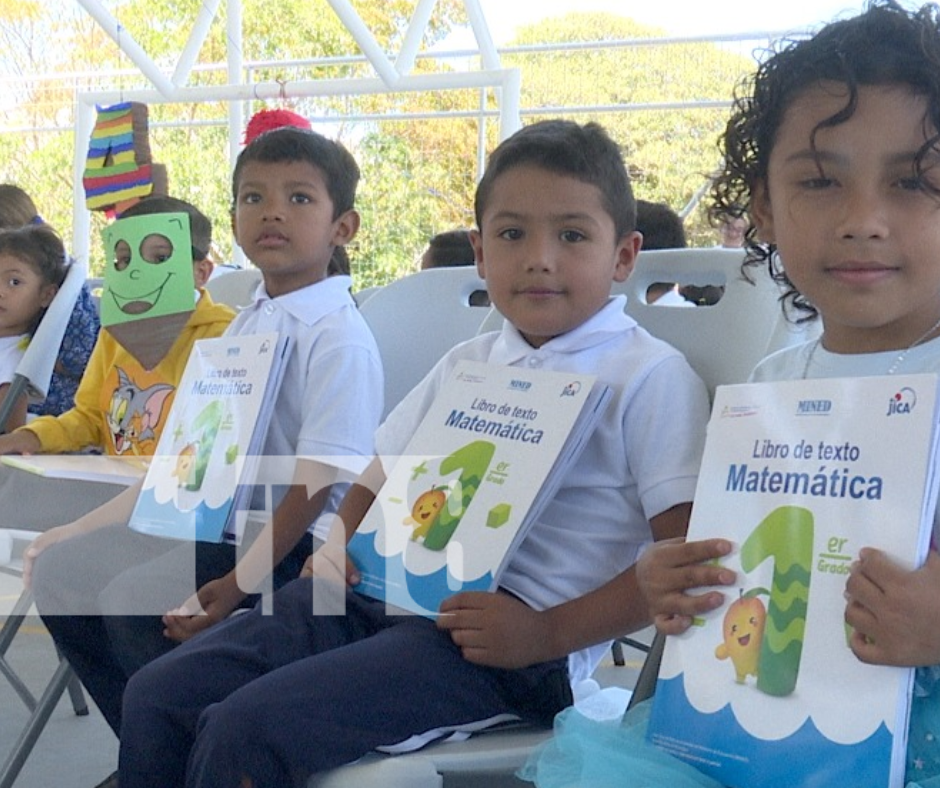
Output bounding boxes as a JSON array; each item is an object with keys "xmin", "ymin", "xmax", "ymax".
[
  {"xmin": 403, "ymin": 488, "xmax": 447, "ymax": 542},
  {"xmin": 99, "ymin": 212, "xmax": 196, "ymax": 328},
  {"xmin": 715, "ymin": 591, "xmax": 766, "ymax": 684},
  {"xmin": 107, "ymin": 368, "xmax": 174, "ymax": 455}
]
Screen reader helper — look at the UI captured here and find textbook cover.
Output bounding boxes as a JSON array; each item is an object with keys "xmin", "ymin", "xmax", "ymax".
[
  {"xmin": 646, "ymin": 374, "xmax": 940, "ymax": 788},
  {"xmin": 128, "ymin": 332, "xmax": 291, "ymax": 543},
  {"xmin": 347, "ymin": 359, "xmax": 611, "ymax": 617},
  {"xmin": 1, "ymin": 454, "xmax": 147, "ymax": 486}
]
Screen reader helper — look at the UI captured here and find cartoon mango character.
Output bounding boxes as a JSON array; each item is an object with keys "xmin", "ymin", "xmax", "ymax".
[
  {"xmin": 171, "ymin": 443, "xmax": 198, "ymax": 488},
  {"xmin": 403, "ymin": 487, "xmax": 447, "ymax": 542},
  {"xmin": 715, "ymin": 588, "xmax": 768, "ymax": 684}
]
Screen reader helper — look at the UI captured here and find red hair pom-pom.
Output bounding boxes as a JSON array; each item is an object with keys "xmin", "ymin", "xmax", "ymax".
[{"xmin": 243, "ymin": 109, "xmax": 312, "ymax": 145}]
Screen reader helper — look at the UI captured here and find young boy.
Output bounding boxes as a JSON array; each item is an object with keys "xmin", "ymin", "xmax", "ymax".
[
  {"xmin": 0, "ymin": 196, "xmax": 234, "ymax": 530},
  {"xmin": 26, "ymin": 128, "xmax": 384, "ymax": 785},
  {"xmin": 0, "ymin": 195, "xmax": 234, "ymax": 456},
  {"xmin": 116, "ymin": 120, "xmax": 710, "ymax": 788}
]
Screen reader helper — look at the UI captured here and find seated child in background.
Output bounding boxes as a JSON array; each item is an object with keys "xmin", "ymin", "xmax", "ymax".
[
  {"xmin": 0, "ymin": 195, "xmax": 234, "ymax": 456},
  {"xmin": 522, "ymin": 4, "xmax": 940, "ymax": 787},
  {"xmin": 115, "ymin": 118, "xmax": 710, "ymax": 788},
  {"xmin": 25, "ymin": 126, "xmax": 384, "ymax": 788},
  {"xmin": 420, "ymin": 228, "xmax": 475, "ymax": 269},
  {"xmin": 0, "ymin": 183, "xmax": 100, "ymax": 418},
  {"xmin": 420, "ymin": 228, "xmax": 490, "ymax": 305},
  {"xmin": 0, "ymin": 224, "xmax": 68, "ymax": 430}
]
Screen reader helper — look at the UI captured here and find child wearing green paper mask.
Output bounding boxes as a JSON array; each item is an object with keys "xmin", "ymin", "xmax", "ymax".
[{"xmin": 0, "ymin": 196, "xmax": 234, "ymax": 457}]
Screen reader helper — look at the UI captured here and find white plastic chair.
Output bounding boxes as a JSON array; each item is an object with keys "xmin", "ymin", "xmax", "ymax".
[
  {"xmin": 352, "ymin": 284, "xmax": 381, "ymax": 306},
  {"xmin": 357, "ymin": 267, "xmax": 491, "ymax": 418},
  {"xmin": 617, "ymin": 247, "xmax": 816, "ymax": 397},
  {"xmin": 0, "ymin": 258, "xmax": 92, "ymax": 788},
  {"xmin": 204, "ymin": 266, "xmax": 263, "ymax": 310}
]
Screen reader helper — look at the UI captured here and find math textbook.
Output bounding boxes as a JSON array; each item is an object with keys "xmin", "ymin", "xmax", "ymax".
[
  {"xmin": 347, "ymin": 359, "xmax": 611, "ymax": 617},
  {"xmin": 647, "ymin": 374, "xmax": 940, "ymax": 788},
  {"xmin": 128, "ymin": 332, "xmax": 290, "ymax": 543}
]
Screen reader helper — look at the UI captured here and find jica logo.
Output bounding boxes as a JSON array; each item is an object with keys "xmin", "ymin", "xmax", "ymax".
[{"xmin": 887, "ymin": 387, "xmax": 917, "ymax": 417}]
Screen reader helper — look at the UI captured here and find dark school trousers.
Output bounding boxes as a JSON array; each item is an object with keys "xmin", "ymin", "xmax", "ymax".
[
  {"xmin": 32, "ymin": 523, "xmax": 311, "ymax": 735},
  {"xmin": 118, "ymin": 579, "xmax": 572, "ymax": 788}
]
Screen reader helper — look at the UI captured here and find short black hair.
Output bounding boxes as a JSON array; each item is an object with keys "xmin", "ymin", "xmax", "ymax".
[
  {"xmin": 423, "ymin": 229, "xmax": 475, "ymax": 268},
  {"xmin": 232, "ymin": 127, "xmax": 360, "ymax": 219},
  {"xmin": 118, "ymin": 195, "xmax": 213, "ymax": 262},
  {"xmin": 635, "ymin": 200, "xmax": 686, "ymax": 250},
  {"xmin": 474, "ymin": 120, "xmax": 636, "ymax": 239}
]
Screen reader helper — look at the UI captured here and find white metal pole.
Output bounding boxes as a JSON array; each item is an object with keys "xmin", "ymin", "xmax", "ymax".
[
  {"xmin": 325, "ymin": 0, "xmax": 400, "ymax": 86},
  {"xmin": 75, "ymin": 0, "xmax": 178, "ymax": 97},
  {"xmin": 173, "ymin": 0, "xmax": 223, "ymax": 86},
  {"xmin": 227, "ymin": 0, "xmax": 246, "ymax": 266},
  {"xmin": 72, "ymin": 100, "xmax": 96, "ymax": 270},
  {"xmin": 395, "ymin": 0, "xmax": 437, "ymax": 76}
]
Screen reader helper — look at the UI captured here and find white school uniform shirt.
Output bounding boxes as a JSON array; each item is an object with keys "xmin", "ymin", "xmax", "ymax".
[
  {"xmin": 231, "ymin": 274, "xmax": 384, "ymax": 538},
  {"xmin": 375, "ymin": 296, "xmax": 710, "ymax": 683}
]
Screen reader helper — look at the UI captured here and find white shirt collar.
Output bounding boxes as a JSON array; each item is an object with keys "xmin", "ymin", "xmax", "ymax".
[
  {"xmin": 488, "ymin": 295, "xmax": 636, "ymax": 365},
  {"xmin": 248, "ymin": 275, "xmax": 354, "ymax": 326}
]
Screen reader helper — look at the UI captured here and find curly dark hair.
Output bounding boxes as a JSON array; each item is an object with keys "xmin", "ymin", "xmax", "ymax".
[{"xmin": 710, "ymin": 0, "xmax": 940, "ymax": 322}]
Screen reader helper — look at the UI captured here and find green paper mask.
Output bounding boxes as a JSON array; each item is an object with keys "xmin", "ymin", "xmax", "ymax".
[{"xmin": 100, "ymin": 212, "xmax": 197, "ymax": 328}]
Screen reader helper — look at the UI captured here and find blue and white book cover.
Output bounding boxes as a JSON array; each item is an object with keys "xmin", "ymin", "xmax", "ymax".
[
  {"xmin": 647, "ymin": 374, "xmax": 940, "ymax": 788},
  {"xmin": 129, "ymin": 331, "xmax": 290, "ymax": 543},
  {"xmin": 348, "ymin": 359, "xmax": 610, "ymax": 617}
]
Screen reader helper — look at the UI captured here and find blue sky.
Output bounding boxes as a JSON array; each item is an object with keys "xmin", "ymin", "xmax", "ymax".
[{"xmin": 468, "ymin": 0, "xmax": 876, "ymax": 42}]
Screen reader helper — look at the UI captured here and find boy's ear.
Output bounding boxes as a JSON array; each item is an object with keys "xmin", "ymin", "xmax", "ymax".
[
  {"xmin": 193, "ymin": 257, "xmax": 214, "ymax": 289},
  {"xmin": 750, "ymin": 180, "xmax": 775, "ymax": 243},
  {"xmin": 469, "ymin": 229, "xmax": 485, "ymax": 279},
  {"xmin": 39, "ymin": 283, "xmax": 58, "ymax": 309},
  {"xmin": 331, "ymin": 209, "xmax": 360, "ymax": 247},
  {"xmin": 612, "ymin": 230, "xmax": 642, "ymax": 283}
]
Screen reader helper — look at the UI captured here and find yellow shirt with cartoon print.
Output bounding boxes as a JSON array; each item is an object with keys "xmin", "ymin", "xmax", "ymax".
[{"xmin": 20, "ymin": 291, "xmax": 234, "ymax": 456}]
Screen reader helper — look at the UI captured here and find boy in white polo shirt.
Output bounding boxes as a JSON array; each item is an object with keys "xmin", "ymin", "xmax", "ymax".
[
  {"xmin": 27, "ymin": 127, "xmax": 384, "ymax": 788},
  {"xmin": 117, "ymin": 119, "xmax": 709, "ymax": 788}
]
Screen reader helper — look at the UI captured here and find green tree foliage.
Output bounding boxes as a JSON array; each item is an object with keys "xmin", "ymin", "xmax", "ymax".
[
  {"xmin": 505, "ymin": 12, "xmax": 751, "ymax": 246},
  {"xmin": 0, "ymin": 2, "xmax": 756, "ymax": 281}
]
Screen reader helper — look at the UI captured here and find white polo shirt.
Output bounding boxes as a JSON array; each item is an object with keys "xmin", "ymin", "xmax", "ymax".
[
  {"xmin": 231, "ymin": 274, "xmax": 384, "ymax": 534},
  {"xmin": 375, "ymin": 296, "xmax": 709, "ymax": 681},
  {"xmin": 0, "ymin": 334, "xmax": 25, "ymax": 388}
]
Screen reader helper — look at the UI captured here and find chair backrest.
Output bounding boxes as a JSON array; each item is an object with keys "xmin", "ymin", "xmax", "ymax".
[
  {"xmin": 352, "ymin": 285, "xmax": 381, "ymax": 306},
  {"xmin": 358, "ymin": 267, "xmax": 491, "ymax": 418},
  {"xmin": 204, "ymin": 266, "xmax": 264, "ymax": 309},
  {"xmin": 0, "ymin": 256, "xmax": 87, "ymax": 432},
  {"xmin": 618, "ymin": 247, "xmax": 812, "ymax": 396}
]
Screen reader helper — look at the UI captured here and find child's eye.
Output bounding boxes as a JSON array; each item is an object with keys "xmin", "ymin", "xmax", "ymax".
[
  {"xmin": 7, "ymin": 278, "xmax": 20, "ymax": 287},
  {"xmin": 240, "ymin": 192, "xmax": 261, "ymax": 204},
  {"xmin": 560, "ymin": 230, "xmax": 586, "ymax": 243},
  {"xmin": 114, "ymin": 255, "xmax": 131, "ymax": 271},
  {"xmin": 799, "ymin": 177, "xmax": 835, "ymax": 189},
  {"xmin": 497, "ymin": 228, "xmax": 523, "ymax": 240},
  {"xmin": 897, "ymin": 176, "xmax": 931, "ymax": 192},
  {"xmin": 290, "ymin": 193, "xmax": 312, "ymax": 204}
]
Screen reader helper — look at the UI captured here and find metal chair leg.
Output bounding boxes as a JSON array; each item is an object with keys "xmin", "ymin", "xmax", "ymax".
[{"xmin": 0, "ymin": 657, "xmax": 77, "ymax": 788}]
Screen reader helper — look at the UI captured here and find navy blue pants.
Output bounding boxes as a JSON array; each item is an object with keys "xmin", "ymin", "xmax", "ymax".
[
  {"xmin": 118, "ymin": 579, "xmax": 572, "ymax": 788},
  {"xmin": 33, "ymin": 524, "xmax": 311, "ymax": 735}
]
